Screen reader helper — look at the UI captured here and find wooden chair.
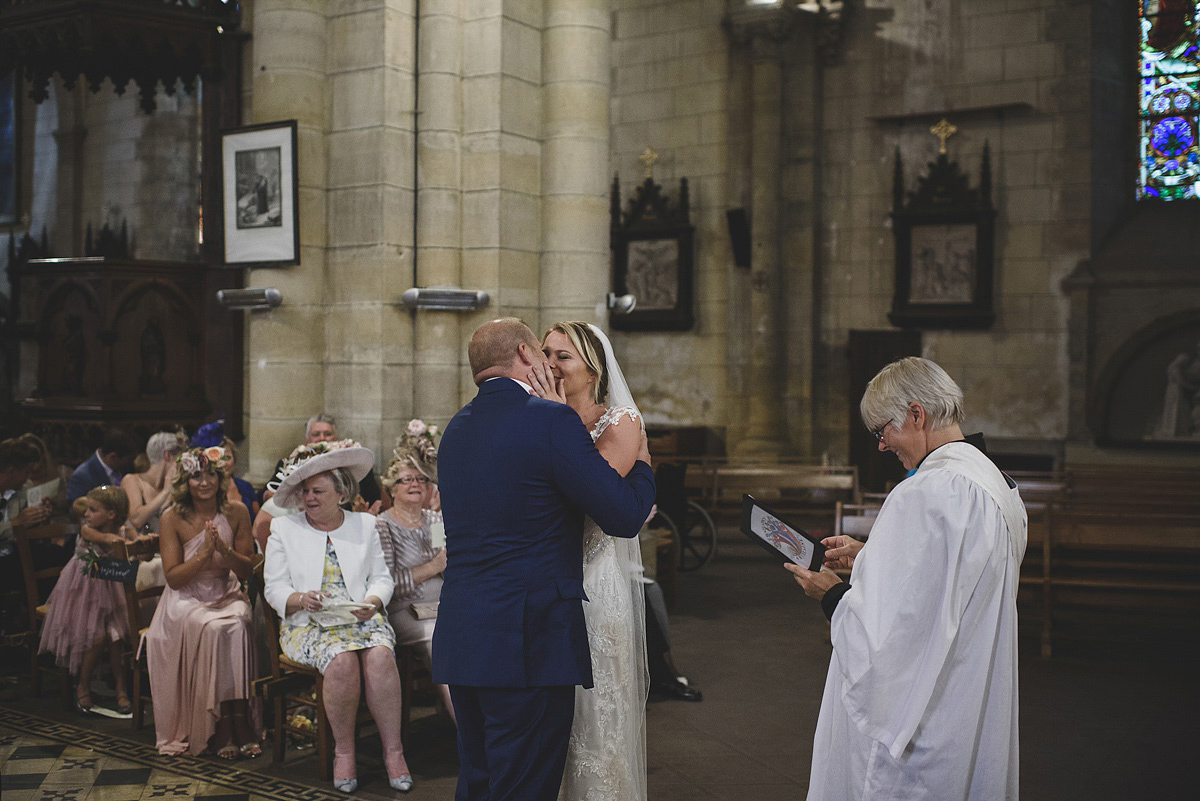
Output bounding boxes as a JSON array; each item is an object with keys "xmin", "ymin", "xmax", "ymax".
[
  {"xmin": 115, "ymin": 538, "xmax": 164, "ymax": 729},
  {"xmin": 833, "ymin": 501, "xmax": 881, "ymax": 542},
  {"xmin": 12, "ymin": 521, "xmax": 74, "ymax": 708},
  {"xmin": 255, "ymin": 576, "xmax": 415, "ymax": 780}
]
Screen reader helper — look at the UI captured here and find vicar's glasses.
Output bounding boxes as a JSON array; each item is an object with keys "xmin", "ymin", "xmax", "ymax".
[
  {"xmin": 396, "ymin": 476, "xmax": 429, "ymax": 485},
  {"xmin": 870, "ymin": 423, "xmax": 891, "ymax": 443}
]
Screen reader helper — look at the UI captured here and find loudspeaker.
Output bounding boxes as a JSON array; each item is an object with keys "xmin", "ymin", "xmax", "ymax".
[{"xmin": 726, "ymin": 208, "xmax": 751, "ymax": 268}]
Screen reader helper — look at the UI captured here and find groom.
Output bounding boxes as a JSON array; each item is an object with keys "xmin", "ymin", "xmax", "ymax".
[{"xmin": 433, "ymin": 318, "xmax": 656, "ymax": 801}]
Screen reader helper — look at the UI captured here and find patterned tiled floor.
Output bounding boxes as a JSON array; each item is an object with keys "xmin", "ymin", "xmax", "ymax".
[
  {"xmin": 0, "ymin": 711, "xmax": 350, "ymax": 801},
  {"xmin": 0, "ymin": 732, "xmax": 249, "ymax": 801}
]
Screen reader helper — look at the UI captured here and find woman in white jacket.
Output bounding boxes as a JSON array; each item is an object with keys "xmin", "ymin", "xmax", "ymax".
[{"xmin": 264, "ymin": 445, "xmax": 412, "ymax": 794}]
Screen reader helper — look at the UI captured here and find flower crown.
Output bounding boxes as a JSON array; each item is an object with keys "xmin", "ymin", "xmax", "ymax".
[
  {"xmin": 387, "ymin": 419, "xmax": 439, "ymax": 482},
  {"xmin": 267, "ymin": 438, "xmax": 363, "ymax": 492},
  {"xmin": 177, "ymin": 446, "xmax": 229, "ymax": 476}
]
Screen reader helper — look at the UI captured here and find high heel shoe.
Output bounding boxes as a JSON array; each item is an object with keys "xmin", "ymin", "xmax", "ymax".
[
  {"xmin": 333, "ymin": 751, "xmax": 357, "ymax": 793},
  {"xmin": 389, "ymin": 775, "xmax": 414, "ymax": 793}
]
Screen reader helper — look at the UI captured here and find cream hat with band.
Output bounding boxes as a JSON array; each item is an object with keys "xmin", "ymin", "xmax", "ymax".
[{"xmin": 273, "ymin": 445, "xmax": 375, "ymax": 509}]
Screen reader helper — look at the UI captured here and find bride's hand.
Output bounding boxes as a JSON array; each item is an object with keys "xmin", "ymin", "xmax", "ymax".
[{"xmin": 528, "ymin": 361, "xmax": 567, "ymax": 404}]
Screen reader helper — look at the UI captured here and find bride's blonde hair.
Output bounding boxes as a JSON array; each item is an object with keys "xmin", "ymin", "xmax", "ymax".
[{"xmin": 543, "ymin": 321, "xmax": 608, "ymax": 405}]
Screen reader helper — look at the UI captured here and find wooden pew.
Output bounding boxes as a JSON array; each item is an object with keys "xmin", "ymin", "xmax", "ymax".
[
  {"xmin": 683, "ymin": 460, "xmax": 859, "ymax": 514},
  {"xmin": 1015, "ymin": 467, "xmax": 1200, "ymax": 656}
]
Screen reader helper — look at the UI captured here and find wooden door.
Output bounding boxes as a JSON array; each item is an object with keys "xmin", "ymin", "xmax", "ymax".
[{"xmin": 848, "ymin": 330, "xmax": 922, "ymax": 493}]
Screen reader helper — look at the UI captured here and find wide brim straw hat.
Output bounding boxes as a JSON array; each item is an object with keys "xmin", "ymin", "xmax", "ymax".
[{"xmin": 274, "ymin": 446, "xmax": 375, "ymax": 509}]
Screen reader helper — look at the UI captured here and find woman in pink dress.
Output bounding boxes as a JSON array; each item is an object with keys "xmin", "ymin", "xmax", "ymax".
[{"xmin": 145, "ymin": 446, "xmax": 260, "ymax": 758}]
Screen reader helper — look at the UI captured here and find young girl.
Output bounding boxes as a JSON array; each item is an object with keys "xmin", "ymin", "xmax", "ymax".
[{"xmin": 39, "ymin": 485, "xmax": 139, "ymax": 714}]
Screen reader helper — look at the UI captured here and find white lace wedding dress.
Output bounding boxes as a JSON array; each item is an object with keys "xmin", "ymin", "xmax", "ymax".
[{"xmin": 560, "ymin": 405, "xmax": 649, "ymax": 801}]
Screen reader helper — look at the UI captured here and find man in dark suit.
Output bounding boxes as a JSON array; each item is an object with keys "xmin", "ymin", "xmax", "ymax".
[
  {"xmin": 433, "ymin": 318, "xmax": 656, "ymax": 801},
  {"xmin": 66, "ymin": 428, "xmax": 138, "ymax": 503}
]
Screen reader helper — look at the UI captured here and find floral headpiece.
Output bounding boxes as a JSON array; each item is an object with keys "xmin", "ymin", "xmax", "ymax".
[
  {"xmin": 387, "ymin": 419, "xmax": 439, "ymax": 484},
  {"xmin": 177, "ymin": 446, "xmax": 228, "ymax": 476},
  {"xmin": 266, "ymin": 438, "xmax": 363, "ymax": 493}
]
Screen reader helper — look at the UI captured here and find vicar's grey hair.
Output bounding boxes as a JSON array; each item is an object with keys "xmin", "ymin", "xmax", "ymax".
[
  {"xmin": 860, "ymin": 357, "xmax": 965, "ymax": 432},
  {"xmin": 306, "ymin": 413, "xmax": 337, "ymax": 437}
]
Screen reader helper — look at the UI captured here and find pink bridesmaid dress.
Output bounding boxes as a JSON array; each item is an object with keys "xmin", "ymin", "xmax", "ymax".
[
  {"xmin": 38, "ymin": 541, "xmax": 130, "ymax": 675},
  {"xmin": 144, "ymin": 514, "xmax": 259, "ymax": 755}
]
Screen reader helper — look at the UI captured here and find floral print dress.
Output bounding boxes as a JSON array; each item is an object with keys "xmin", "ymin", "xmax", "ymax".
[{"xmin": 279, "ymin": 538, "xmax": 396, "ymax": 673}]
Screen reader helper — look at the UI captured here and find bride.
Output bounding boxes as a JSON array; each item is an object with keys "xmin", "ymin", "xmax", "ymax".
[{"xmin": 531, "ymin": 321, "xmax": 648, "ymax": 801}]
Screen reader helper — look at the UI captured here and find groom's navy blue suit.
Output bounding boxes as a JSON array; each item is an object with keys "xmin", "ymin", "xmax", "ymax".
[{"xmin": 433, "ymin": 377, "xmax": 656, "ymax": 801}]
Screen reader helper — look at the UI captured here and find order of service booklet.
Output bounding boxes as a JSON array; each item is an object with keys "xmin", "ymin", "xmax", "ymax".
[
  {"xmin": 310, "ymin": 600, "xmax": 376, "ymax": 629},
  {"xmin": 740, "ymin": 494, "xmax": 825, "ymax": 571}
]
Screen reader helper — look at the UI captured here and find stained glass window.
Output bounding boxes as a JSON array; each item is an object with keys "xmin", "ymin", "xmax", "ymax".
[{"xmin": 1139, "ymin": 2, "xmax": 1200, "ymax": 200}]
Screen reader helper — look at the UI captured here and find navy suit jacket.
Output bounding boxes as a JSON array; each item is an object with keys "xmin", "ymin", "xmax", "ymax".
[
  {"xmin": 432, "ymin": 378, "xmax": 656, "ymax": 689},
  {"xmin": 67, "ymin": 452, "xmax": 116, "ymax": 503}
]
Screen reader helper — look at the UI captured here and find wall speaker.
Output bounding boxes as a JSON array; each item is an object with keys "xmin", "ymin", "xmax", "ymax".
[{"xmin": 726, "ymin": 208, "xmax": 751, "ymax": 268}]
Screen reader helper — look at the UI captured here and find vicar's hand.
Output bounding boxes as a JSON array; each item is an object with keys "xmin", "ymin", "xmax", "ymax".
[
  {"xmin": 821, "ymin": 535, "xmax": 863, "ymax": 570},
  {"xmin": 784, "ymin": 563, "xmax": 842, "ymax": 601},
  {"xmin": 527, "ymin": 361, "xmax": 567, "ymax": 404}
]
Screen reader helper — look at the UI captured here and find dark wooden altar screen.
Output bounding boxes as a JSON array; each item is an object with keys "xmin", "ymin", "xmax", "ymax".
[
  {"xmin": 1, "ymin": 0, "xmax": 245, "ymax": 458},
  {"xmin": 13, "ymin": 259, "xmax": 242, "ymax": 461},
  {"xmin": 848, "ymin": 329, "xmax": 922, "ymax": 493}
]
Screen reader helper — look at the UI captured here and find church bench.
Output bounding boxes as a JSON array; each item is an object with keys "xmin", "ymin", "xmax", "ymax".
[
  {"xmin": 1022, "ymin": 503, "xmax": 1200, "ymax": 656},
  {"xmin": 682, "ymin": 460, "xmax": 859, "ymax": 513}
]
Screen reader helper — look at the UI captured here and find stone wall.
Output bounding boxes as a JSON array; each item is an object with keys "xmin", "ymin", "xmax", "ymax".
[
  {"xmin": 609, "ymin": 0, "xmax": 734, "ymax": 435},
  {"xmin": 813, "ymin": 0, "xmax": 1092, "ymax": 460}
]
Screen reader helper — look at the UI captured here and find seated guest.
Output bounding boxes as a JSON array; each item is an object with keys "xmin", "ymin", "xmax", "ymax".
[
  {"xmin": 1, "ymin": 437, "xmax": 50, "ymax": 557},
  {"xmin": 67, "ymin": 428, "xmax": 139, "ymax": 503},
  {"xmin": 252, "ymin": 437, "xmax": 369, "ymax": 551},
  {"xmin": 189, "ymin": 419, "xmax": 259, "ymax": 518},
  {"xmin": 264, "ymin": 446, "xmax": 413, "ymax": 793},
  {"xmin": 39, "ymin": 486, "xmax": 143, "ymax": 714},
  {"xmin": 146, "ymin": 447, "xmax": 260, "ymax": 758},
  {"xmin": 261, "ymin": 413, "xmax": 381, "ymax": 510},
  {"xmin": 645, "ymin": 580, "xmax": 702, "ymax": 702},
  {"xmin": 376, "ymin": 422, "xmax": 454, "ymax": 723},
  {"xmin": 1, "ymin": 437, "xmax": 52, "ymax": 642},
  {"xmin": 17, "ymin": 433, "xmax": 71, "ymax": 514},
  {"xmin": 122, "ymin": 430, "xmax": 188, "ymax": 533}
]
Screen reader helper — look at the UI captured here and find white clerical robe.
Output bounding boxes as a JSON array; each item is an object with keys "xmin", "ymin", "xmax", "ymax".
[{"xmin": 808, "ymin": 442, "xmax": 1027, "ymax": 801}]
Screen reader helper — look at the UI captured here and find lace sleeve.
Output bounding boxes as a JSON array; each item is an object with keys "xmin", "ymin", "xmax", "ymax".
[{"xmin": 594, "ymin": 405, "xmax": 643, "ymax": 441}]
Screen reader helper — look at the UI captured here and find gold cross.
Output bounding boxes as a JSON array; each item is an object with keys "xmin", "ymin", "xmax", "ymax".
[
  {"xmin": 930, "ymin": 118, "xmax": 958, "ymax": 155},
  {"xmin": 639, "ymin": 146, "xmax": 659, "ymax": 179}
]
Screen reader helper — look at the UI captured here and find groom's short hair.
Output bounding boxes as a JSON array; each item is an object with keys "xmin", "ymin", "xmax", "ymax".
[{"xmin": 469, "ymin": 317, "xmax": 540, "ymax": 379}]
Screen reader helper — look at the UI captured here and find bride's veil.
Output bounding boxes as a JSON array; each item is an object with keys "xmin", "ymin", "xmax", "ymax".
[{"xmin": 588, "ymin": 323, "xmax": 650, "ymax": 794}]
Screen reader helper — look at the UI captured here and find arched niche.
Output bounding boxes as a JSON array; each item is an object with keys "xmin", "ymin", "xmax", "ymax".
[
  {"xmin": 1092, "ymin": 309, "xmax": 1200, "ymax": 448},
  {"xmin": 36, "ymin": 280, "xmax": 103, "ymax": 398},
  {"xmin": 108, "ymin": 282, "xmax": 202, "ymax": 402}
]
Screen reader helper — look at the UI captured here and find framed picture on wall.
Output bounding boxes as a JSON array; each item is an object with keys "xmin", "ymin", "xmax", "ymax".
[
  {"xmin": 1, "ymin": 71, "xmax": 20, "ymax": 226},
  {"xmin": 889, "ymin": 145, "xmax": 995, "ymax": 330},
  {"xmin": 220, "ymin": 120, "xmax": 299, "ymax": 267},
  {"xmin": 610, "ymin": 174, "xmax": 695, "ymax": 331}
]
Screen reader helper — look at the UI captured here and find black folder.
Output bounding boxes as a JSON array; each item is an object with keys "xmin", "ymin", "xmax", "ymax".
[{"xmin": 740, "ymin": 494, "xmax": 825, "ymax": 570}]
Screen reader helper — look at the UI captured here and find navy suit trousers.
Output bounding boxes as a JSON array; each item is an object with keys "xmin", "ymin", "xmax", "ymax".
[{"xmin": 450, "ymin": 684, "xmax": 575, "ymax": 801}]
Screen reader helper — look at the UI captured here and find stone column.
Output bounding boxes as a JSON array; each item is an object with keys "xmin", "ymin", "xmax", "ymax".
[
  {"xmin": 244, "ymin": 0, "xmax": 329, "ymax": 482},
  {"xmin": 540, "ymin": 0, "xmax": 611, "ymax": 330},
  {"xmin": 458, "ymin": 0, "xmax": 544, "ymax": 405},
  {"xmin": 414, "ymin": 0, "xmax": 465, "ymax": 427},
  {"xmin": 323, "ymin": 0, "xmax": 419, "ymax": 459},
  {"xmin": 735, "ymin": 35, "xmax": 788, "ymax": 458}
]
